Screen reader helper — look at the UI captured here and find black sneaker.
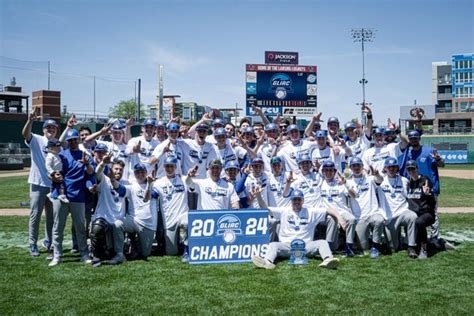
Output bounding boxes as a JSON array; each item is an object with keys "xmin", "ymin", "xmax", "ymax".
[{"xmin": 408, "ymin": 247, "xmax": 418, "ymax": 259}]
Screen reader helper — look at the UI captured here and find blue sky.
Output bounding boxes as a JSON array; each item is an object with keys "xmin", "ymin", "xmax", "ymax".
[{"xmin": 1, "ymin": 0, "xmax": 473, "ymax": 124}]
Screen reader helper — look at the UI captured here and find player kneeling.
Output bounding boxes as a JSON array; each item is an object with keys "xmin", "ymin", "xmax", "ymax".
[{"xmin": 251, "ymin": 189, "xmax": 346, "ymax": 270}]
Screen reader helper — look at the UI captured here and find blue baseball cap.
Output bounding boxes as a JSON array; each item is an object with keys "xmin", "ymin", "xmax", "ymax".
[
  {"xmin": 142, "ymin": 118, "xmax": 156, "ymax": 127},
  {"xmin": 212, "ymin": 118, "xmax": 225, "ymax": 127},
  {"xmin": 93, "ymin": 143, "xmax": 108, "ymax": 152},
  {"xmin": 384, "ymin": 157, "xmax": 399, "ymax": 168},
  {"xmin": 316, "ymin": 130, "xmax": 328, "ymax": 138},
  {"xmin": 408, "ymin": 130, "xmax": 421, "ymax": 138},
  {"xmin": 133, "ymin": 163, "xmax": 147, "ymax": 172},
  {"xmin": 327, "ymin": 117, "xmax": 339, "ymax": 125},
  {"xmin": 251, "ymin": 157, "xmax": 264, "ymax": 165},
  {"xmin": 291, "ymin": 189, "xmax": 304, "ymax": 200},
  {"xmin": 287, "ymin": 124, "xmax": 299, "ymax": 132},
  {"xmin": 214, "ymin": 127, "xmax": 226, "ymax": 136},
  {"xmin": 156, "ymin": 120, "xmax": 166, "ymax": 128},
  {"xmin": 167, "ymin": 122, "xmax": 180, "ymax": 131},
  {"xmin": 322, "ymin": 160, "xmax": 336, "ymax": 169},
  {"xmin": 264, "ymin": 123, "xmax": 278, "ymax": 131},
  {"xmin": 270, "ymin": 156, "xmax": 282, "ymax": 165},
  {"xmin": 406, "ymin": 160, "xmax": 418, "ymax": 169},
  {"xmin": 225, "ymin": 160, "xmax": 240, "ymax": 170},
  {"xmin": 196, "ymin": 123, "xmax": 209, "ymax": 131},
  {"xmin": 46, "ymin": 139, "xmax": 61, "ymax": 148},
  {"xmin": 373, "ymin": 127, "xmax": 385, "ymax": 135},
  {"xmin": 344, "ymin": 122, "xmax": 356, "ymax": 130},
  {"xmin": 297, "ymin": 154, "xmax": 312, "ymax": 164},
  {"xmin": 349, "ymin": 157, "xmax": 363, "ymax": 166},
  {"xmin": 111, "ymin": 121, "xmax": 126, "ymax": 131},
  {"xmin": 242, "ymin": 126, "xmax": 254, "ymax": 134},
  {"xmin": 42, "ymin": 119, "xmax": 59, "ymax": 129},
  {"xmin": 65, "ymin": 129, "xmax": 79, "ymax": 141},
  {"xmin": 384, "ymin": 128, "xmax": 396, "ymax": 136},
  {"xmin": 164, "ymin": 156, "xmax": 178, "ymax": 165}
]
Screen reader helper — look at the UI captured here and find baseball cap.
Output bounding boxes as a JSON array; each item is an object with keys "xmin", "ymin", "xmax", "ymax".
[
  {"xmin": 46, "ymin": 139, "xmax": 61, "ymax": 148},
  {"xmin": 287, "ymin": 124, "xmax": 299, "ymax": 132},
  {"xmin": 316, "ymin": 130, "xmax": 328, "ymax": 138},
  {"xmin": 344, "ymin": 122, "xmax": 356, "ymax": 130},
  {"xmin": 291, "ymin": 189, "xmax": 304, "ymax": 200},
  {"xmin": 164, "ymin": 156, "xmax": 178, "ymax": 165},
  {"xmin": 133, "ymin": 163, "xmax": 147, "ymax": 172},
  {"xmin": 213, "ymin": 127, "xmax": 226, "ymax": 136},
  {"xmin": 65, "ymin": 129, "xmax": 79, "ymax": 141},
  {"xmin": 406, "ymin": 160, "xmax": 418, "ymax": 169},
  {"xmin": 111, "ymin": 121, "xmax": 126, "ymax": 131},
  {"xmin": 373, "ymin": 127, "xmax": 385, "ymax": 135},
  {"xmin": 297, "ymin": 154, "xmax": 312, "ymax": 164},
  {"xmin": 349, "ymin": 157, "xmax": 363, "ymax": 166},
  {"xmin": 384, "ymin": 157, "xmax": 399, "ymax": 168},
  {"xmin": 212, "ymin": 118, "xmax": 225, "ymax": 127},
  {"xmin": 142, "ymin": 118, "xmax": 156, "ymax": 127},
  {"xmin": 384, "ymin": 128, "xmax": 396, "ymax": 136},
  {"xmin": 225, "ymin": 160, "xmax": 240, "ymax": 170},
  {"xmin": 251, "ymin": 157, "xmax": 264, "ymax": 165},
  {"xmin": 408, "ymin": 130, "xmax": 421, "ymax": 139},
  {"xmin": 209, "ymin": 159, "xmax": 223, "ymax": 168},
  {"xmin": 270, "ymin": 156, "xmax": 282, "ymax": 165},
  {"xmin": 327, "ymin": 117, "xmax": 339, "ymax": 125},
  {"xmin": 167, "ymin": 122, "xmax": 180, "ymax": 131},
  {"xmin": 264, "ymin": 123, "xmax": 278, "ymax": 131},
  {"xmin": 241, "ymin": 126, "xmax": 254, "ymax": 134},
  {"xmin": 196, "ymin": 123, "xmax": 209, "ymax": 131},
  {"xmin": 93, "ymin": 143, "xmax": 108, "ymax": 152},
  {"xmin": 322, "ymin": 160, "xmax": 336, "ymax": 169},
  {"xmin": 42, "ymin": 119, "xmax": 59, "ymax": 129},
  {"xmin": 156, "ymin": 120, "xmax": 166, "ymax": 128}
]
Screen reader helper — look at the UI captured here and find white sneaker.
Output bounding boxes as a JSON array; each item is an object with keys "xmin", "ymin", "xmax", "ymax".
[
  {"xmin": 48, "ymin": 257, "xmax": 61, "ymax": 267},
  {"xmin": 109, "ymin": 254, "xmax": 126, "ymax": 265},
  {"xmin": 251, "ymin": 255, "xmax": 275, "ymax": 270},
  {"xmin": 80, "ymin": 255, "xmax": 92, "ymax": 264},
  {"xmin": 58, "ymin": 195, "xmax": 69, "ymax": 204},
  {"xmin": 418, "ymin": 249, "xmax": 428, "ymax": 260},
  {"xmin": 319, "ymin": 257, "xmax": 340, "ymax": 269}
]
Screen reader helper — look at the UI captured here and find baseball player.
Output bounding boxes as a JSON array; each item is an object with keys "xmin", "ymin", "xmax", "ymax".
[
  {"xmin": 267, "ymin": 157, "xmax": 292, "ymax": 208},
  {"xmin": 150, "ymin": 122, "xmax": 185, "ymax": 178},
  {"xmin": 311, "ymin": 130, "xmax": 350, "ymax": 174},
  {"xmin": 252, "ymin": 189, "xmax": 344, "ymax": 269},
  {"xmin": 291, "ymin": 154, "xmax": 322, "ymax": 208},
  {"xmin": 244, "ymin": 157, "xmax": 270, "ymax": 209},
  {"xmin": 375, "ymin": 157, "xmax": 418, "ymax": 258},
  {"xmin": 152, "ymin": 156, "xmax": 189, "ymax": 256},
  {"xmin": 318, "ymin": 160, "xmax": 357, "ymax": 256},
  {"xmin": 186, "ymin": 160, "xmax": 240, "ymax": 210},
  {"xmin": 346, "ymin": 157, "xmax": 385, "ymax": 258},
  {"xmin": 277, "ymin": 124, "xmax": 317, "ymax": 173},
  {"xmin": 114, "ymin": 163, "xmax": 158, "ymax": 260}
]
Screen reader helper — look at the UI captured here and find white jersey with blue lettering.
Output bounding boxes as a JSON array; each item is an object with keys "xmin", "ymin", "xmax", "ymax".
[
  {"xmin": 292, "ymin": 171, "xmax": 323, "ymax": 208},
  {"xmin": 126, "ymin": 136, "xmax": 159, "ymax": 180},
  {"xmin": 277, "ymin": 139, "xmax": 317, "ymax": 173},
  {"xmin": 319, "ymin": 179, "xmax": 351, "ymax": 213},
  {"xmin": 244, "ymin": 172, "xmax": 270, "ymax": 209},
  {"xmin": 346, "ymin": 175, "xmax": 383, "ymax": 220},
  {"xmin": 25, "ymin": 134, "xmax": 51, "ymax": 188},
  {"xmin": 151, "ymin": 139, "xmax": 185, "ymax": 178},
  {"xmin": 346, "ymin": 135, "xmax": 371, "ymax": 159},
  {"xmin": 192, "ymin": 178, "xmax": 239, "ymax": 210},
  {"xmin": 93, "ymin": 176, "xmax": 128, "ymax": 224},
  {"xmin": 362, "ymin": 143, "xmax": 402, "ymax": 174},
  {"xmin": 267, "ymin": 171, "xmax": 292, "ymax": 207},
  {"xmin": 126, "ymin": 182, "xmax": 158, "ymax": 231},
  {"xmin": 377, "ymin": 175, "xmax": 410, "ymax": 220},
  {"xmin": 153, "ymin": 175, "xmax": 188, "ymax": 229},
  {"xmin": 181, "ymin": 139, "xmax": 218, "ymax": 179}
]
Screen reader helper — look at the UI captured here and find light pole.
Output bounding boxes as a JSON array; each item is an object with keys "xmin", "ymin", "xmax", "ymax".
[{"xmin": 351, "ymin": 28, "xmax": 376, "ymax": 123}]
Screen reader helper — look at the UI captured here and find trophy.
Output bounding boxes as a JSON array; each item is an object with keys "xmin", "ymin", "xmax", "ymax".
[{"xmin": 289, "ymin": 239, "xmax": 308, "ymax": 265}]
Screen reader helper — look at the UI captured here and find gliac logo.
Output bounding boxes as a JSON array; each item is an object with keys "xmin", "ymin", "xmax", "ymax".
[
  {"xmin": 216, "ymin": 214, "xmax": 242, "ymax": 244},
  {"xmin": 269, "ymin": 73, "xmax": 292, "ymax": 100}
]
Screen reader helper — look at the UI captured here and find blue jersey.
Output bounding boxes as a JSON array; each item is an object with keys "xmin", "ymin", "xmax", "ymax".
[
  {"xmin": 399, "ymin": 145, "xmax": 440, "ymax": 195},
  {"xmin": 59, "ymin": 149, "xmax": 95, "ymax": 203}
]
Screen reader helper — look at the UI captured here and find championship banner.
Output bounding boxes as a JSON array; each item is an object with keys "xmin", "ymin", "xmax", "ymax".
[{"xmin": 187, "ymin": 209, "xmax": 270, "ymax": 264}]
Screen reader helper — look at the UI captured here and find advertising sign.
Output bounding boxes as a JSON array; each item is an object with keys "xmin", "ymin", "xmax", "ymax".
[
  {"xmin": 188, "ymin": 209, "xmax": 270, "ymax": 264},
  {"xmin": 438, "ymin": 150, "xmax": 468, "ymax": 164},
  {"xmin": 265, "ymin": 51, "xmax": 299, "ymax": 65},
  {"xmin": 246, "ymin": 64, "xmax": 317, "ymax": 117}
]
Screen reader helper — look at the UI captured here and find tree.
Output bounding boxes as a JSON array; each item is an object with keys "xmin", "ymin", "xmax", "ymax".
[{"xmin": 109, "ymin": 99, "xmax": 148, "ymax": 119}]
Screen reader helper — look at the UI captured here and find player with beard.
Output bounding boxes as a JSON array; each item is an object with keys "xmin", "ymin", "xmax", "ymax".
[
  {"xmin": 375, "ymin": 157, "xmax": 418, "ymax": 258},
  {"xmin": 125, "ymin": 119, "xmax": 159, "ymax": 180},
  {"xmin": 252, "ymin": 189, "xmax": 344, "ymax": 270},
  {"xmin": 346, "ymin": 157, "xmax": 385, "ymax": 258}
]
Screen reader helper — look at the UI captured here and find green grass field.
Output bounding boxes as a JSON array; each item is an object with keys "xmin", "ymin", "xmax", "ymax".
[
  {"xmin": 0, "ymin": 175, "xmax": 472, "ymax": 209},
  {"xmin": 1, "ymin": 214, "xmax": 473, "ymax": 314},
  {"xmin": 444, "ymin": 164, "xmax": 474, "ymax": 170}
]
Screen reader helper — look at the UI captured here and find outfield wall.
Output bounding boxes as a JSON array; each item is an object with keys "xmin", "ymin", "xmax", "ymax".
[{"xmin": 421, "ymin": 134, "xmax": 474, "ymax": 163}]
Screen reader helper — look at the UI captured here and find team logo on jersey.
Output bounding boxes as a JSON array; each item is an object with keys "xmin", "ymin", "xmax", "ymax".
[
  {"xmin": 269, "ymin": 73, "xmax": 293, "ymax": 100},
  {"xmin": 216, "ymin": 214, "xmax": 242, "ymax": 244},
  {"xmin": 139, "ymin": 148, "xmax": 152, "ymax": 158},
  {"xmin": 204, "ymin": 187, "xmax": 227, "ymax": 197}
]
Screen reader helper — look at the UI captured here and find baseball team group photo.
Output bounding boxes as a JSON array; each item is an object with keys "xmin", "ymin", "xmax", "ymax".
[{"xmin": 1, "ymin": 0, "xmax": 473, "ymax": 314}]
